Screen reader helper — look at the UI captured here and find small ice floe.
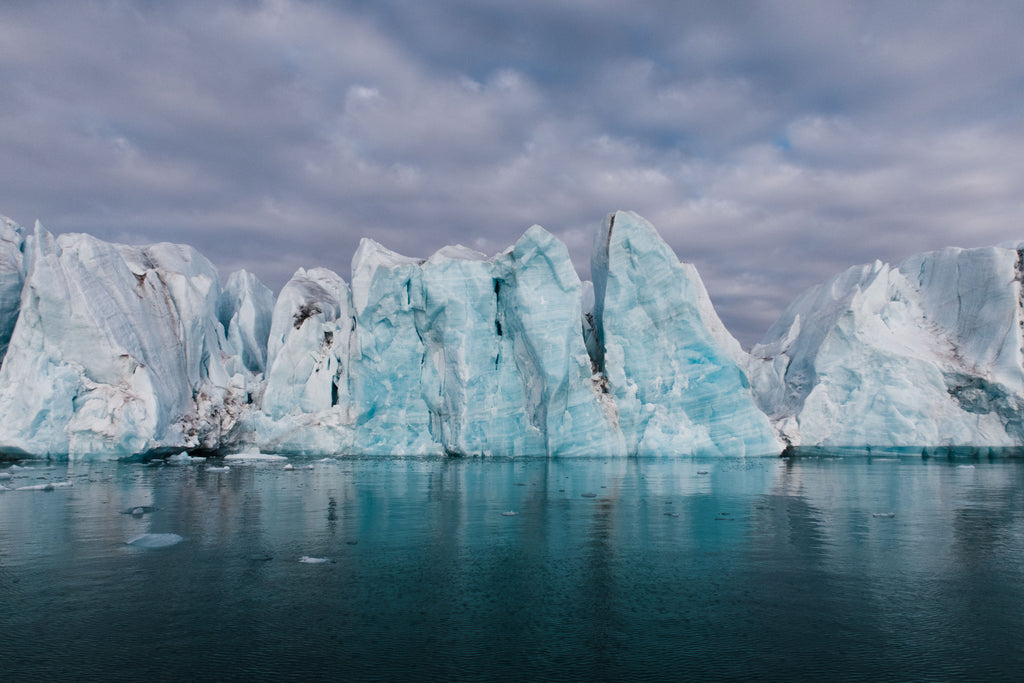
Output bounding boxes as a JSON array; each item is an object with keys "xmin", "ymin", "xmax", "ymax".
[
  {"xmin": 120, "ymin": 505, "xmax": 158, "ymax": 516},
  {"xmin": 305, "ymin": 465, "xmax": 315, "ymax": 470},
  {"xmin": 17, "ymin": 481, "xmax": 73, "ymax": 491},
  {"xmin": 957, "ymin": 465, "xmax": 976, "ymax": 469},
  {"xmin": 0, "ymin": 484, "xmax": 10, "ymax": 492},
  {"xmin": 283, "ymin": 464, "xmax": 295, "ymax": 471},
  {"xmin": 501, "ymin": 510, "xmax": 519, "ymax": 517},
  {"xmin": 126, "ymin": 533, "xmax": 183, "ymax": 549},
  {"xmin": 205, "ymin": 466, "xmax": 230, "ymax": 473},
  {"xmin": 298, "ymin": 556, "xmax": 331, "ymax": 564},
  {"xmin": 664, "ymin": 512, "xmax": 679, "ymax": 517},
  {"xmin": 166, "ymin": 452, "xmax": 204, "ymax": 465},
  {"xmin": 0, "ymin": 471, "xmax": 12, "ymax": 480},
  {"xmin": 225, "ymin": 452, "xmax": 288, "ymax": 462},
  {"xmin": 872, "ymin": 512, "xmax": 896, "ymax": 518},
  {"xmin": 580, "ymin": 492, "xmax": 597, "ymax": 498}
]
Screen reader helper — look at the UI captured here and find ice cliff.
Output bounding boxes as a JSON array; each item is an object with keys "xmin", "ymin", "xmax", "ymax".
[
  {"xmin": 0, "ymin": 222, "xmax": 252, "ymax": 458},
  {"xmin": 751, "ymin": 244, "xmax": 1024, "ymax": 451},
  {"xmin": 0, "ymin": 216, "xmax": 24, "ymax": 362},
  {"xmin": 591, "ymin": 212, "xmax": 779, "ymax": 456},
  {"xmin": 258, "ymin": 226, "xmax": 628, "ymax": 457},
  {"xmin": 1, "ymin": 209, "xmax": 1022, "ymax": 461}
]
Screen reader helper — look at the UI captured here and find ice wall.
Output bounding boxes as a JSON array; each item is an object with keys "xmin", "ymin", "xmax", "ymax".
[
  {"xmin": 0, "ymin": 216, "xmax": 25, "ymax": 362},
  {"xmin": 256, "ymin": 267, "xmax": 355, "ymax": 455},
  {"xmin": 752, "ymin": 245, "xmax": 1024, "ymax": 449},
  {"xmin": 590, "ymin": 211, "xmax": 781, "ymax": 457},
  {"xmin": 10, "ymin": 207, "xmax": 1022, "ymax": 460},
  {"xmin": 346, "ymin": 227, "xmax": 625, "ymax": 457},
  {"xmin": 219, "ymin": 269, "xmax": 274, "ymax": 375},
  {"xmin": 0, "ymin": 223, "xmax": 253, "ymax": 458}
]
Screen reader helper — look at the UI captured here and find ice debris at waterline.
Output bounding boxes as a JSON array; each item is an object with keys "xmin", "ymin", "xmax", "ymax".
[
  {"xmin": 0, "ymin": 210, "xmax": 1022, "ymax": 460},
  {"xmin": 224, "ymin": 452, "xmax": 287, "ymax": 462}
]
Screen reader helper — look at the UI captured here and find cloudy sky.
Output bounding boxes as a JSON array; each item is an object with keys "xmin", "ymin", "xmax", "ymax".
[{"xmin": 1, "ymin": 0, "xmax": 1023, "ymax": 345}]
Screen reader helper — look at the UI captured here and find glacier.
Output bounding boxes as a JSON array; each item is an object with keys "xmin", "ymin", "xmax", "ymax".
[
  {"xmin": 591, "ymin": 211, "xmax": 779, "ymax": 457},
  {"xmin": 0, "ymin": 222, "xmax": 251, "ymax": 458},
  {"xmin": 750, "ymin": 244, "xmax": 1024, "ymax": 451},
  {"xmin": 0, "ymin": 216, "xmax": 24, "ymax": 363},
  {"xmin": 0, "ymin": 209, "xmax": 1022, "ymax": 460},
  {"xmin": 258, "ymin": 225, "xmax": 627, "ymax": 457}
]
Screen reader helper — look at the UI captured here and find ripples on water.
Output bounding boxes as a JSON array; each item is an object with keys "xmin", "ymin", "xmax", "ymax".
[{"xmin": 1, "ymin": 454, "xmax": 1022, "ymax": 680}]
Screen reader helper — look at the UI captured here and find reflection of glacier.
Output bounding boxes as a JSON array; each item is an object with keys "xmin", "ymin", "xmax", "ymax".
[
  {"xmin": 755, "ymin": 457, "xmax": 1024, "ymax": 597},
  {"xmin": 3, "ymin": 456, "xmax": 1022, "ymax": 679},
  {"xmin": 0, "ymin": 210, "xmax": 1022, "ymax": 460}
]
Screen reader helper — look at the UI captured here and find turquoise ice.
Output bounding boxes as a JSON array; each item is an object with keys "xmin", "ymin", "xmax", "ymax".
[{"xmin": 590, "ymin": 211, "xmax": 780, "ymax": 457}]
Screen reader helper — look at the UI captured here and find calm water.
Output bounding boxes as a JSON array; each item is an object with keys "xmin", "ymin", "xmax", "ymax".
[{"xmin": 1, "ymin": 453, "xmax": 1023, "ymax": 681}]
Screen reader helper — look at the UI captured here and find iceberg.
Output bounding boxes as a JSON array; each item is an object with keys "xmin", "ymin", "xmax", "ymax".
[{"xmin": 751, "ymin": 245, "xmax": 1024, "ymax": 450}]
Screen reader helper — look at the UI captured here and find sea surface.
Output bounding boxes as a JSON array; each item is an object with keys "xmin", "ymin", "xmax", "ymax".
[{"xmin": 1, "ymin": 453, "xmax": 1022, "ymax": 681}]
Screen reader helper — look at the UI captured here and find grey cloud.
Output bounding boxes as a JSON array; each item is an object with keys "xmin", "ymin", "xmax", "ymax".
[{"xmin": 2, "ymin": 0, "xmax": 1024, "ymax": 347}]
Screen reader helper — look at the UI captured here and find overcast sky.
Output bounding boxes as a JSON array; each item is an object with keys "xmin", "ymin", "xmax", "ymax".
[{"xmin": 2, "ymin": 1, "xmax": 1023, "ymax": 345}]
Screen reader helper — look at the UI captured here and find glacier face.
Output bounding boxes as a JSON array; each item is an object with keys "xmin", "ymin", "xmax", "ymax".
[
  {"xmin": 256, "ymin": 266, "xmax": 355, "ymax": 455},
  {"xmin": 345, "ymin": 226, "xmax": 625, "ymax": 457},
  {"xmin": 219, "ymin": 269, "xmax": 275, "ymax": 376},
  {"xmin": 751, "ymin": 245, "xmax": 1024, "ymax": 450},
  {"xmin": 2, "ymin": 208, "xmax": 1022, "ymax": 461},
  {"xmin": 591, "ymin": 211, "xmax": 780, "ymax": 457},
  {"xmin": 0, "ymin": 216, "xmax": 24, "ymax": 363},
  {"xmin": 0, "ymin": 222, "xmax": 252, "ymax": 458}
]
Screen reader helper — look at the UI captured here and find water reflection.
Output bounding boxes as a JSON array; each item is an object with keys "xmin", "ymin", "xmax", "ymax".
[{"xmin": 1, "ymin": 455, "xmax": 1023, "ymax": 679}]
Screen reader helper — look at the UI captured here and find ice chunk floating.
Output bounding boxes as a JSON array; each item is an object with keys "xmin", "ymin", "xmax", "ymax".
[
  {"xmin": 127, "ymin": 533, "xmax": 184, "ymax": 549},
  {"xmin": 0, "ymin": 209, "xmax": 1023, "ymax": 459}
]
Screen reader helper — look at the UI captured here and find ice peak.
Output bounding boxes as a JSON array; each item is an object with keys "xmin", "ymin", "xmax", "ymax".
[{"xmin": 351, "ymin": 238, "xmax": 422, "ymax": 314}]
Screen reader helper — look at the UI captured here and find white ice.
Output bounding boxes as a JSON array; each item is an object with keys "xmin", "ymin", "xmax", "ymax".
[{"xmin": 126, "ymin": 533, "xmax": 184, "ymax": 549}]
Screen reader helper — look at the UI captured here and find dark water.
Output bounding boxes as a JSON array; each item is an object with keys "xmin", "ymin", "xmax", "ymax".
[{"xmin": 1, "ymin": 454, "xmax": 1023, "ymax": 681}]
